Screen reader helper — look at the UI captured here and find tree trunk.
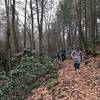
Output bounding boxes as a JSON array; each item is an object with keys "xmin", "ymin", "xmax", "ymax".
[
  {"xmin": 35, "ymin": 0, "xmax": 44, "ymax": 63},
  {"xmin": 4, "ymin": 0, "xmax": 11, "ymax": 70},
  {"xmin": 12, "ymin": 0, "xmax": 19, "ymax": 53},
  {"xmin": 62, "ymin": 24, "xmax": 65, "ymax": 48},
  {"xmin": 30, "ymin": 0, "xmax": 35, "ymax": 49},
  {"xmin": 84, "ymin": 0, "xmax": 88, "ymax": 44},
  {"xmin": 78, "ymin": 0, "xmax": 88, "ymax": 54},
  {"xmin": 24, "ymin": 0, "xmax": 27, "ymax": 48},
  {"xmin": 90, "ymin": 0, "xmax": 96, "ymax": 45},
  {"xmin": 67, "ymin": 26, "xmax": 72, "ymax": 48},
  {"xmin": 28, "ymin": 22, "xmax": 33, "ymax": 50}
]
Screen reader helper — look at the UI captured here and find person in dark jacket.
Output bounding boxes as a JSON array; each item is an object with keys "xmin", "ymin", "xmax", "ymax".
[{"xmin": 61, "ymin": 48, "xmax": 66, "ymax": 62}]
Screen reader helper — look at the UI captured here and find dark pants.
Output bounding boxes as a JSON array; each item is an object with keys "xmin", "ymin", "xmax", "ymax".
[
  {"xmin": 61, "ymin": 55, "xmax": 66, "ymax": 62},
  {"xmin": 74, "ymin": 63, "xmax": 80, "ymax": 70}
]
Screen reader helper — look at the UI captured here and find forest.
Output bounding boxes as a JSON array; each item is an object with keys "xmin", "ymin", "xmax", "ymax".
[{"xmin": 0, "ymin": 0, "xmax": 100, "ymax": 99}]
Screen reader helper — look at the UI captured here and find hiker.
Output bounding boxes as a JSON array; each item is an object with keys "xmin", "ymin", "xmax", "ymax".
[
  {"xmin": 71, "ymin": 47, "xmax": 82, "ymax": 72},
  {"xmin": 61, "ymin": 48, "xmax": 66, "ymax": 62}
]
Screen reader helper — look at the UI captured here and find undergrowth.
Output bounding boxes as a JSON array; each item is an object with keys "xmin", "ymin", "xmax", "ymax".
[{"xmin": 0, "ymin": 49, "xmax": 61, "ymax": 100}]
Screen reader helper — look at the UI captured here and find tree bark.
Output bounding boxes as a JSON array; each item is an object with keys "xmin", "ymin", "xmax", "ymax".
[
  {"xmin": 84, "ymin": 0, "xmax": 88, "ymax": 44},
  {"xmin": 24, "ymin": 0, "xmax": 27, "ymax": 48},
  {"xmin": 35, "ymin": 0, "xmax": 44, "ymax": 63},
  {"xmin": 30, "ymin": 0, "xmax": 35, "ymax": 49},
  {"xmin": 4, "ymin": 0, "xmax": 11, "ymax": 70},
  {"xmin": 90, "ymin": 0, "xmax": 96, "ymax": 45},
  {"xmin": 62, "ymin": 24, "xmax": 65, "ymax": 48},
  {"xmin": 78, "ymin": 0, "xmax": 88, "ymax": 54},
  {"xmin": 12, "ymin": 0, "xmax": 19, "ymax": 53}
]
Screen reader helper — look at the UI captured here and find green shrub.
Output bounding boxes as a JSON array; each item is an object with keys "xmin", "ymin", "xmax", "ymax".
[{"xmin": 0, "ymin": 49, "xmax": 60, "ymax": 99}]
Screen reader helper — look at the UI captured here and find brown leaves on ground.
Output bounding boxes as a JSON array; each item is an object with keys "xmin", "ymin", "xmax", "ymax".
[{"xmin": 26, "ymin": 56, "xmax": 100, "ymax": 100}]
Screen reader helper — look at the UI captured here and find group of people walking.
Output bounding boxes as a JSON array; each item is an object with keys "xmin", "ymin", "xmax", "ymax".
[
  {"xmin": 56, "ymin": 48, "xmax": 67, "ymax": 62},
  {"xmin": 55, "ymin": 46, "xmax": 82, "ymax": 73}
]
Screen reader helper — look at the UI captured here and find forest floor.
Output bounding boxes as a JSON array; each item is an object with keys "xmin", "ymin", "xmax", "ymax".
[{"xmin": 26, "ymin": 56, "xmax": 100, "ymax": 100}]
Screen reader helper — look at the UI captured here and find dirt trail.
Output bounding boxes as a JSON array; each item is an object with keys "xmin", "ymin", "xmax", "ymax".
[{"xmin": 26, "ymin": 59, "xmax": 100, "ymax": 100}]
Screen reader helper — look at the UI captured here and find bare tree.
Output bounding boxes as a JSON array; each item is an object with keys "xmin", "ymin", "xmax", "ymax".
[
  {"xmin": 30, "ymin": 0, "xmax": 35, "ymax": 49},
  {"xmin": 23, "ymin": 0, "xmax": 27, "ymax": 48},
  {"xmin": 77, "ymin": 0, "xmax": 88, "ymax": 54},
  {"xmin": 12, "ymin": 0, "xmax": 19, "ymax": 53},
  {"xmin": 90, "ymin": 0, "xmax": 96, "ymax": 46},
  {"xmin": 35, "ymin": 0, "xmax": 44, "ymax": 62},
  {"xmin": 84, "ymin": 0, "xmax": 88, "ymax": 44},
  {"xmin": 4, "ymin": 0, "xmax": 11, "ymax": 70}
]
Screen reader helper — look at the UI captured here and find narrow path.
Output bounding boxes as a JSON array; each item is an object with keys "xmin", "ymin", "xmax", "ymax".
[
  {"xmin": 26, "ymin": 60, "xmax": 99, "ymax": 100},
  {"xmin": 56, "ymin": 60, "xmax": 93, "ymax": 100}
]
